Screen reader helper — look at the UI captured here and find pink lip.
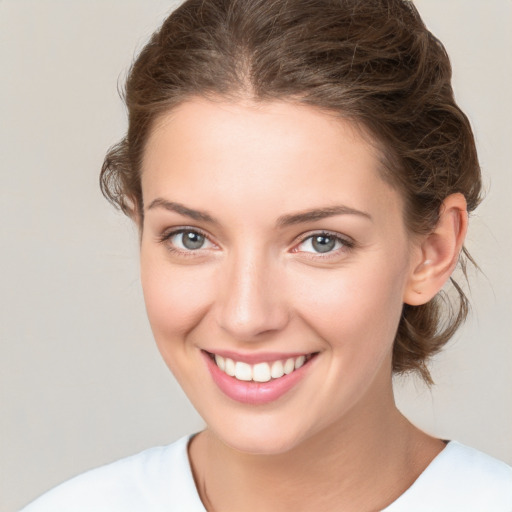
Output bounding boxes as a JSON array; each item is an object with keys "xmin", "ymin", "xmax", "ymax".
[{"xmin": 202, "ymin": 351, "xmax": 316, "ymax": 405}]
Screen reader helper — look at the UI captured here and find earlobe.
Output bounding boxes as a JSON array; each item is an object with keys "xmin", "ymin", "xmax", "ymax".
[{"xmin": 403, "ymin": 193, "xmax": 468, "ymax": 306}]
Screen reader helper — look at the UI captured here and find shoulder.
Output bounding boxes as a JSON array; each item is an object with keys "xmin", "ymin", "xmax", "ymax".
[
  {"xmin": 439, "ymin": 442, "xmax": 512, "ymax": 487},
  {"xmin": 20, "ymin": 435, "xmax": 205, "ymax": 512},
  {"xmin": 385, "ymin": 442, "xmax": 512, "ymax": 511}
]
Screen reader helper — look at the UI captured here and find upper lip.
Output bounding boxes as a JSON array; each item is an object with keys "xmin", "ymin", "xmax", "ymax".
[{"xmin": 202, "ymin": 349, "xmax": 317, "ymax": 364}]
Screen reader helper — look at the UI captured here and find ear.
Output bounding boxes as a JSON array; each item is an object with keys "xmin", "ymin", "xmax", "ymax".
[
  {"xmin": 403, "ymin": 193, "xmax": 468, "ymax": 306},
  {"xmin": 126, "ymin": 199, "xmax": 144, "ymax": 244},
  {"xmin": 126, "ymin": 197, "xmax": 143, "ymax": 227}
]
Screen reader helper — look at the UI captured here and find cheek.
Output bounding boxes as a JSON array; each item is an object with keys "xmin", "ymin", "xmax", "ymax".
[
  {"xmin": 140, "ymin": 252, "xmax": 214, "ymax": 342},
  {"xmin": 292, "ymin": 259, "xmax": 408, "ymax": 352}
]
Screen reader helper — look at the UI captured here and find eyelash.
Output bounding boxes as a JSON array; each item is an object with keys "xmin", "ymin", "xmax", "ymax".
[
  {"xmin": 158, "ymin": 227, "xmax": 215, "ymax": 257},
  {"xmin": 158, "ymin": 228, "xmax": 355, "ymax": 258},
  {"xmin": 293, "ymin": 231, "xmax": 355, "ymax": 258}
]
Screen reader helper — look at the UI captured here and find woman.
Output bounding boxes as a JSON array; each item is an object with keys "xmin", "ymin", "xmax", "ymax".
[{"xmin": 21, "ymin": 0, "xmax": 512, "ymax": 510}]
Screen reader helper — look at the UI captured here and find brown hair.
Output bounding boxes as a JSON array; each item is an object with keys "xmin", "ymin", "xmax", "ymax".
[{"xmin": 100, "ymin": 0, "xmax": 481, "ymax": 383}]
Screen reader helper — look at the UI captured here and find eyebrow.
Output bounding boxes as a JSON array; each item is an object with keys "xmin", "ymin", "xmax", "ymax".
[
  {"xmin": 146, "ymin": 198, "xmax": 218, "ymax": 225},
  {"xmin": 277, "ymin": 206, "xmax": 372, "ymax": 227},
  {"xmin": 146, "ymin": 198, "xmax": 372, "ymax": 226}
]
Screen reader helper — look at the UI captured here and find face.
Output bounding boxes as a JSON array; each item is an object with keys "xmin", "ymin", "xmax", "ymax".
[{"xmin": 140, "ymin": 99, "xmax": 420, "ymax": 455}]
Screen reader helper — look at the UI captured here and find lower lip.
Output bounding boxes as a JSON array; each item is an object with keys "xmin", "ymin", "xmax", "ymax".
[{"xmin": 203, "ymin": 352, "xmax": 315, "ymax": 405}]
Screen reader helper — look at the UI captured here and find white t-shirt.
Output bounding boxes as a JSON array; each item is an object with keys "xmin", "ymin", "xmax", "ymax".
[{"xmin": 21, "ymin": 436, "xmax": 512, "ymax": 511}]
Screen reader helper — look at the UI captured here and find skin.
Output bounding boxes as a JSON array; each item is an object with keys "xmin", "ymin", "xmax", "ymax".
[{"xmin": 139, "ymin": 98, "xmax": 467, "ymax": 511}]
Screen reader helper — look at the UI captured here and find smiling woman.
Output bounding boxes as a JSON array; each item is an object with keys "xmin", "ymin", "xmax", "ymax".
[
  {"xmin": 17, "ymin": 0, "xmax": 512, "ymax": 511},
  {"xmin": 140, "ymin": 100, "xmax": 418, "ymax": 456}
]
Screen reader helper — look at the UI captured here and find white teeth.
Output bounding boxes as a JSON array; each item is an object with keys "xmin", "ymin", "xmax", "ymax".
[
  {"xmin": 215, "ymin": 354, "xmax": 225, "ymax": 371},
  {"xmin": 213, "ymin": 353, "xmax": 312, "ymax": 382},
  {"xmin": 235, "ymin": 361, "xmax": 252, "ymax": 381},
  {"xmin": 270, "ymin": 360, "xmax": 284, "ymax": 379},
  {"xmin": 225, "ymin": 357, "xmax": 236, "ymax": 377},
  {"xmin": 253, "ymin": 362, "xmax": 271, "ymax": 382},
  {"xmin": 283, "ymin": 358, "xmax": 295, "ymax": 375}
]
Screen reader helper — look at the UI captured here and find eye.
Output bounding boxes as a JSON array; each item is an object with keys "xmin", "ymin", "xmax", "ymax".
[
  {"xmin": 163, "ymin": 229, "xmax": 215, "ymax": 252},
  {"xmin": 295, "ymin": 232, "xmax": 352, "ymax": 255}
]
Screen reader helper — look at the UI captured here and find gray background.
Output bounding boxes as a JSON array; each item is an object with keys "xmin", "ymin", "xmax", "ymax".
[{"xmin": 1, "ymin": 1, "xmax": 511, "ymax": 511}]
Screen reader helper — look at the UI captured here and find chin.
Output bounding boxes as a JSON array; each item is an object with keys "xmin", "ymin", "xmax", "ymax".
[
  {"xmin": 209, "ymin": 416, "xmax": 316, "ymax": 456},
  {"xmin": 222, "ymin": 433, "xmax": 302, "ymax": 456}
]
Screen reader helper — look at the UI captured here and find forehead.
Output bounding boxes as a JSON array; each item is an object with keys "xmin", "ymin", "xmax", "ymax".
[
  {"xmin": 144, "ymin": 98, "xmax": 379, "ymax": 168},
  {"xmin": 141, "ymin": 98, "xmax": 403, "ymax": 226}
]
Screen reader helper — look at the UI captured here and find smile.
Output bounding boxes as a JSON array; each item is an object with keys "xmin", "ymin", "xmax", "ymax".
[
  {"xmin": 203, "ymin": 350, "xmax": 318, "ymax": 405},
  {"xmin": 209, "ymin": 352, "xmax": 314, "ymax": 382}
]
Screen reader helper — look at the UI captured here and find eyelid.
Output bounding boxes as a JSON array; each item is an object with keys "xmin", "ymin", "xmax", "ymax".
[
  {"xmin": 158, "ymin": 225, "xmax": 209, "ymax": 241},
  {"xmin": 158, "ymin": 226, "xmax": 218, "ymax": 253},
  {"xmin": 291, "ymin": 230, "xmax": 355, "ymax": 255},
  {"xmin": 157, "ymin": 226, "xmax": 354, "ymax": 258}
]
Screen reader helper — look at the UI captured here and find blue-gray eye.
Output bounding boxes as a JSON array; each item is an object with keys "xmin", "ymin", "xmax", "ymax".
[
  {"xmin": 312, "ymin": 234, "xmax": 336, "ymax": 253},
  {"xmin": 182, "ymin": 231, "xmax": 205, "ymax": 249},
  {"xmin": 297, "ymin": 233, "xmax": 344, "ymax": 254},
  {"xmin": 170, "ymin": 230, "xmax": 210, "ymax": 250}
]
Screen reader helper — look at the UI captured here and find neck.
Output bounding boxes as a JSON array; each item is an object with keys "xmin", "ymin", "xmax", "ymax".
[{"xmin": 188, "ymin": 383, "xmax": 444, "ymax": 512}]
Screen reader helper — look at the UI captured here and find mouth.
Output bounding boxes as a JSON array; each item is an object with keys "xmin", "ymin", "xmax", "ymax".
[
  {"xmin": 205, "ymin": 351, "xmax": 317, "ymax": 383},
  {"xmin": 203, "ymin": 350, "xmax": 318, "ymax": 404}
]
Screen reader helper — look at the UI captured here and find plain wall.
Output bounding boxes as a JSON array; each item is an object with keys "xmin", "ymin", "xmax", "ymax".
[{"xmin": 1, "ymin": 1, "xmax": 511, "ymax": 511}]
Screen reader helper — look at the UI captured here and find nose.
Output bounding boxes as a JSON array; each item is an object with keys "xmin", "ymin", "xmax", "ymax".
[{"xmin": 215, "ymin": 249, "xmax": 290, "ymax": 341}]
